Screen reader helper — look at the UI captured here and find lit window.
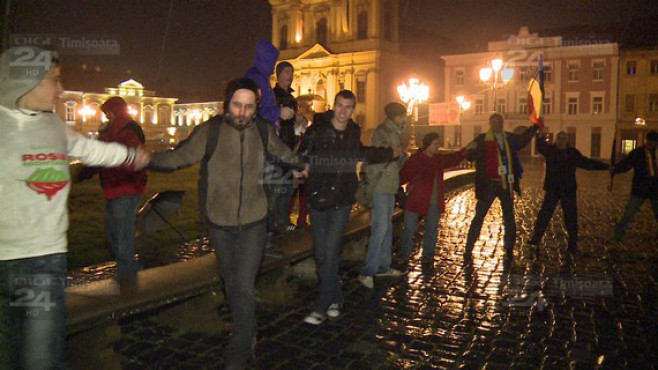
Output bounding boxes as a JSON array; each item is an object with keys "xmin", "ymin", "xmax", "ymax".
[
  {"xmin": 568, "ymin": 97, "xmax": 578, "ymax": 115},
  {"xmin": 593, "ymin": 60, "xmax": 604, "ymax": 81},
  {"xmin": 592, "ymin": 96, "xmax": 603, "ymax": 114},
  {"xmin": 626, "ymin": 61, "xmax": 637, "ymax": 75}
]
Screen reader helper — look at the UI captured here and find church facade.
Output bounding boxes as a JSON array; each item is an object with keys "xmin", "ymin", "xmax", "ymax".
[{"xmin": 269, "ymin": 0, "xmax": 414, "ymax": 140}]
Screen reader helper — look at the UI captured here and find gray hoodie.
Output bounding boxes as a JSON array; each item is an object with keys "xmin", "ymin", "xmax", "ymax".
[{"xmin": 0, "ymin": 46, "xmax": 132, "ymax": 260}]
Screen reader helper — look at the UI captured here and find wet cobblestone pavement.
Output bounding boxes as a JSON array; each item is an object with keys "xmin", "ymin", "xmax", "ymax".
[{"xmin": 116, "ymin": 161, "xmax": 658, "ymax": 369}]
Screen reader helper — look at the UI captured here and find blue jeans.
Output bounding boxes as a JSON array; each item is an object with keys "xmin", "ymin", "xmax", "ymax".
[
  {"xmin": 613, "ymin": 195, "xmax": 658, "ymax": 242},
  {"xmin": 309, "ymin": 205, "xmax": 352, "ymax": 312},
  {"xmin": 0, "ymin": 253, "xmax": 68, "ymax": 369},
  {"xmin": 362, "ymin": 193, "xmax": 395, "ymax": 276},
  {"xmin": 106, "ymin": 195, "xmax": 142, "ymax": 277},
  {"xmin": 401, "ymin": 203, "xmax": 441, "ymax": 262},
  {"xmin": 208, "ymin": 220, "xmax": 266, "ymax": 367}
]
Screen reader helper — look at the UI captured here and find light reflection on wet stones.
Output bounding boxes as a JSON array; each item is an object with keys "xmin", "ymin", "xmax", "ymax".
[{"xmin": 112, "ymin": 162, "xmax": 657, "ymax": 368}]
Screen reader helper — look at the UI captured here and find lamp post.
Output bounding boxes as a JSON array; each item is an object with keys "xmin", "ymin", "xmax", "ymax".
[
  {"xmin": 479, "ymin": 58, "xmax": 514, "ymax": 112},
  {"xmin": 397, "ymin": 78, "xmax": 429, "ymax": 152},
  {"xmin": 454, "ymin": 95, "xmax": 471, "ymax": 147}
]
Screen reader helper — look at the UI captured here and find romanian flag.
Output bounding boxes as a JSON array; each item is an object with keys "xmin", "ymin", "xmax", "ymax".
[{"xmin": 528, "ymin": 54, "xmax": 545, "ymax": 130}]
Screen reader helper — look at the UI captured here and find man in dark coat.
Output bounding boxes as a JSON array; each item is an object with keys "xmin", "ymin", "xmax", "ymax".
[
  {"xmin": 465, "ymin": 113, "xmax": 539, "ymax": 258},
  {"xmin": 529, "ymin": 131, "xmax": 609, "ymax": 250},
  {"xmin": 299, "ymin": 90, "xmax": 400, "ymax": 325},
  {"xmin": 610, "ymin": 130, "xmax": 658, "ymax": 243}
]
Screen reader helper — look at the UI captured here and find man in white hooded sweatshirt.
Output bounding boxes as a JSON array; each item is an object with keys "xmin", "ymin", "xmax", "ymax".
[{"xmin": 0, "ymin": 46, "xmax": 149, "ymax": 369}]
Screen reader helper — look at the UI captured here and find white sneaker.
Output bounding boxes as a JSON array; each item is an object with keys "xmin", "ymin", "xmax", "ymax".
[
  {"xmin": 303, "ymin": 311, "xmax": 326, "ymax": 325},
  {"xmin": 327, "ymin": 303, "xmax": 341, "ymax": 318},
  {"xmin": 375, "ymin": 268, "xmax": 403, "ymax": 277},
  {"xmin": 358, "ymin": 275, "xmax": 374, "ymax": 289}
]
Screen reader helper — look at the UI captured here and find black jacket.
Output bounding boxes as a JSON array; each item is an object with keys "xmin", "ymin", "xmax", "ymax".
[
  {"xmin": 299, "ymin": 111, "xmax": 393, "ymax": 209},
  {"xmin": 273, "ymin": 84, "xmax": 298, "ymax": 150},
  {"xmin": 536, "ymin": 134, "xmax": 609, "ymax": 192},
  {"xmin": 466, "ymin": 125, "xmax": 538, "ymax": 199},
  {"xmin": 613, "ymin": 146, "xmax": 658, "ymax": 199}
]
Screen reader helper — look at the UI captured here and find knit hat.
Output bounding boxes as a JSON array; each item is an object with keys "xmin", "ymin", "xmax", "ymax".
[
  {"xmin": 0, "ymin": 46, "xmax": 59, "ymax": 109},
  {"xmin": 101, "ymin": 96, "xmax": 129, "ymax": 117},
  {"xmin": 385, "ymin": 102, "xmax": 407, "ymax": 120},
  {"xmin": 224, "ymin": 77, "xmax": 261, "ymax": 113},
  {"xmin": 275, "ymin": 61, "xmax": 293, "ymax": 77}
]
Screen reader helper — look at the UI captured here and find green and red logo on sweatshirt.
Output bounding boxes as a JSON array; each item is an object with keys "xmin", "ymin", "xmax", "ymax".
[{"xmin": 24, "ymin": 168, "xmax": 70, "ymax": 200}]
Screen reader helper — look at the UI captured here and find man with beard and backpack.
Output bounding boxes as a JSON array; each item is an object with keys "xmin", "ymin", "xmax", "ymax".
[{"xmin": 149, "ymin": 78, "xmax": 305, "ymax": 369}]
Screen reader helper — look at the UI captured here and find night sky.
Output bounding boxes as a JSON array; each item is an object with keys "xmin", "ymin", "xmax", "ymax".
[{"xmin": 4, "ymin": 0, "xmax": 657, "ymax": 102}]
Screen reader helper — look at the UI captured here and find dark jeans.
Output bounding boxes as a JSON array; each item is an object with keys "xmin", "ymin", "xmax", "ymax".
[
  {"xmin": 466, "ymin": 180, "xmax": 516, "ymax": 252},
  {"xmin": 530, "ymin": 189, "xmax": 578, "ymax": 248},
  {"xmin": 271, "ymin": 182, "xmax": 293, "ymax": 232},
  {"xmin": 106, "ymin": 195, "xmax": 142, "ymax": 277},
  {"xmin": 309, "ymin": 205, "xmax": 352, "ymax": 313},
  {"xmin": 0, "ymin": 253, "xmax": 68, "ymax": 370},
  {"xmin": 289, "ymin": 183, "xmax": 308, "ymax": 228},
  {"xmin": 208, "ymin": 220, "xmax": 266, "ymax": 367},
  {"xmin": 613, "ymin": 195, "xmax": 658, "ymax": 242},
  {"xmin": 401, "ymin": 203, "xmax": 442, "ymax": 262}
]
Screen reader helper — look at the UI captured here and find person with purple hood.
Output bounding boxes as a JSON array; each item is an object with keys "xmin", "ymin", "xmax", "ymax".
[
  {"xmin": 244, "ymin": 39, "xmax": 294, "ymax": 125},
  {"xmin": 245, "ymin": 40, "xmax": 296, "ymax": 256}
]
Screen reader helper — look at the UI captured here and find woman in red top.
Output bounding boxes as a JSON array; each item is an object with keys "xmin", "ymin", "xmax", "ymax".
[{"xmin": 400, "ymin": 133, "xmax": 468, "ymax": 263}]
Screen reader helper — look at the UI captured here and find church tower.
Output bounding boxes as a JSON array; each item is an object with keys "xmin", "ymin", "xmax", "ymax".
[{"xmin": 269, "ymin": 0, "xmax": 404, "ymax": 137}]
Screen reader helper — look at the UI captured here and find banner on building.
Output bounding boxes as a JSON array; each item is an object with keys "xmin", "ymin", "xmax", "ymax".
[{"xmin": 428, "ymin": 102, "xmax": 460, "ymax": 126}]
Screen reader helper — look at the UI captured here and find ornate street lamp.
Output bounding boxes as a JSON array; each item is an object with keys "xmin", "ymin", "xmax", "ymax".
[
  {"xmin": 479, "ymin": 58, "xmax": 514, "ymax": 111},
  {"xmin": 397, "ymin": 78, "xmax": 429, "ymax": 151}
]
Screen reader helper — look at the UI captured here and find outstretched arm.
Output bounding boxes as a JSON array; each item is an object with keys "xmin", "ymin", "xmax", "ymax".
[
  {"xmin": 512, "ymin": 124, "xmax": 540, "ymax": 150},
  {"xmin": 148, "ymin": 121, "xmax": 208, "ymax": 172},
  {"xmin": 575, "ymin": 150, "xmax": 609, "ymax": 171}
]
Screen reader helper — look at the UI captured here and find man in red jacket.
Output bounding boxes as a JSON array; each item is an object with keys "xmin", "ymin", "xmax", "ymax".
[
  {"xmin": 98, "ymin": 96, "xmax": 147, "ymax": 278},
  {"xmin": 400, "ymin": 133, "xmax": 468, "ymax": 264}
]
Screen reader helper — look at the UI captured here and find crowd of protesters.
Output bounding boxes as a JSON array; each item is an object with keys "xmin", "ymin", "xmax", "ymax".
[{"xmin": 2, "ymin": 40, "xmax": 656, "ymax": 370}]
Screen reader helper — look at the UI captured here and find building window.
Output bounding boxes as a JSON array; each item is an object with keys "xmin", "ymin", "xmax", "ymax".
[
  {"xmin": 621, "ymin": 130, "xmax": 636, "ymax": 154},
  {"xmin": 651, "ymin": 60, "xmax": 658, "ymax": 74},
  {"xmin": 568, "ymin": 61, "xmax": 579, "ymax": 82},
  {"xmin": 496, "ymin": 99, "xmax": 506, "ymax": 114},
  {"xmin": 518, "ymin": 98, "xmax": 528, "ymax": 114},
  {"xmin": 357, "ymin": 11, "xmax": 368, "ymax": 40},
  {"xmin": 356, "ymin": 79, "xmax": 366, "ymax": 103},
  {"xmin": 592, "ymin": 96, "xmax": 603, "ymax": 114},
  {"xmin": 279, "ymin": 25, "xmax": 288, "ymax": 50},
  {"xmin": 592, "ymin": 60, "xmax": 604, "ymax": 81},
  {"xmin": 568, "ymin": 97, "xmax": 578, "ymax": 115},
  {"xmin": 475, "ymin": 99, "xmax": 484, "ymax": 115},
  {"xmin": 626, "ymin": 60, "xmax": 637, "ymax": 75},
  {"xmin": 567, "ymin": 127, "xmax": 576, "ymax": 147},
  {"xmin": 543, "ymin": 97, "xmax": 552, "ymax": 115},
  {"xmin": 650, "ymin": 94, "xmax": 658, "ymax": 113},
  {"xmin": 455, "ymin": 69, "xmax": 464, "ymax": 86},
  {"xmin": 591, "ymin": 127, "xmax": 601, "ymax": 158},
  {"xmin": 625, "ymin": 94, "xmax": 635, "ymax": 113},
  {"xmin": 316, "ymin": 18, "xmax": 327, "ymax": 45},
  {"xmin": 543, "ymin": 66, "xmax": 552, "ymax": 82},
  {"xmin": 65, "ymin": 105, "xmax": 75, "ymax": 121}
]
